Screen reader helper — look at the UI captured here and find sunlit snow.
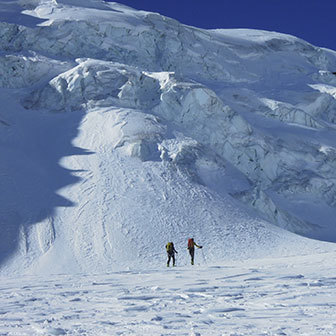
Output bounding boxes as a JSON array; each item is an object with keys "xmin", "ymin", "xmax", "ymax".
[{"xmin": 1, "ymin": 0, "xmax": 336, "ymax": 334}]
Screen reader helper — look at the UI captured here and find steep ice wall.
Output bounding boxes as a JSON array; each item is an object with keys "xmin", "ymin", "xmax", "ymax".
[
  {"xmin": 1, "ymin": 0, "xmax": 336, "ymax": 274},
  {"xmin": 21, "ymin": 55, "xmax": 336, "ymax": 239}
]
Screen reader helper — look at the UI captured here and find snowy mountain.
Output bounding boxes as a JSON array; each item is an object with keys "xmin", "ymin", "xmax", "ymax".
[{"xmin": 1, "ymin": 0, "xmax": 336, "ymax": 275}]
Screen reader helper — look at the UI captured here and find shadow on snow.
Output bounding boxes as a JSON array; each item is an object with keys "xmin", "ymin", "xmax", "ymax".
[{"xmin": 0, "ymin": 105, "xmax": 92, "ymax": 267}]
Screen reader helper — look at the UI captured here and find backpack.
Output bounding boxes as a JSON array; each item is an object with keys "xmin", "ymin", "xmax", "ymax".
[
  {"xmin": 188, "ymin": 238, "xmax": 194, "ymax": 249},
  {"xmin": 166, "ymin": 242, "xmax": 174, "ymax": 253}
]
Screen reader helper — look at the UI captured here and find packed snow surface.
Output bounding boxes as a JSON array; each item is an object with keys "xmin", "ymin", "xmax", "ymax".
[
  {"xmin": 1, "ymin": 253, "xmax": 336, "ymax": 335},
  {"xmin": 1, "ymin": 0, "xmax": 336, "ymax": 278}
]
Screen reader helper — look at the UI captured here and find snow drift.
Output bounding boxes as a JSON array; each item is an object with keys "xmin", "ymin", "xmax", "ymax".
[{"xmin": 1, "ymin": 0, "xmax": 336, "ymax": 274}]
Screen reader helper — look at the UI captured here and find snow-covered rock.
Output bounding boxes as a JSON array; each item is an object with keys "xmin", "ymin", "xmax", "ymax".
[{"xmin": 1, "ymin": 0, "xmax": 336, "ymax": 275}]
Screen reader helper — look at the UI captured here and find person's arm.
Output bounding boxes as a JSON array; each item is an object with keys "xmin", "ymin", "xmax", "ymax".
[{"xmin": 194, "ymin": 242, "xmax": 202, "ymax": 248}]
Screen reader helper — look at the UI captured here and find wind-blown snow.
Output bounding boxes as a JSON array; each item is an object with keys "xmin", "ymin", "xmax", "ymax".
[
  {"xmin": 2, "ymin": 253, "xmax": 336, "ymax": 335},
  {"xmin": 2, "ymin": 1, "xmax": 336, "ymax": 334},
  {"xmin": 1, "ymin": 0, "xmax": 336, "ymax": 277}
]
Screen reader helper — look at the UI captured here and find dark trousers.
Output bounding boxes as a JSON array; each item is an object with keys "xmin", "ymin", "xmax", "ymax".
[
  {"xmin": 188, "ymin": 247, "xmax": 195, "ymax": 265},
  {"xmin": 167, "ymin": 252, "xmax": 175, "ymax": 266}
]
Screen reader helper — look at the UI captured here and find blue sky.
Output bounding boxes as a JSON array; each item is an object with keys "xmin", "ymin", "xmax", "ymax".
[{"xmin": 109, "ymin": 0, "xmax": 336, "ymax": 51}]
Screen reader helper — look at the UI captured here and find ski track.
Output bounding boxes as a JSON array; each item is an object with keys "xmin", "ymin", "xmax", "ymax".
[{"xmin": 1, "ymin": 255, "xmax": 336, "ymax": 336}]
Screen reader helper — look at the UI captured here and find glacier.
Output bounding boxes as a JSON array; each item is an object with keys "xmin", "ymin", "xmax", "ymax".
[{"xmin": 1, "ymin": 0, "xmax": 336, "ymax": 275}]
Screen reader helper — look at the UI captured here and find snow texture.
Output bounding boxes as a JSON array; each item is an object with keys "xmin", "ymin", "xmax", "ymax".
[
  {"xmin": 1, "ymin": 253, "xmax": 336, "ymax": 335},
  {"xmin": 0, "ymin": 0, "xmax": 336, "ymax": 275},
  {"xmin": 2, "ymin": 0, "xmax": 336, "ymax": 334}
]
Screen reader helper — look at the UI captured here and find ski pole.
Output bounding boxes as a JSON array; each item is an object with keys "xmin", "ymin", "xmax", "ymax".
[{"xmin": 201, "ymin": 248, "xmax": 207, "ymax": 265}]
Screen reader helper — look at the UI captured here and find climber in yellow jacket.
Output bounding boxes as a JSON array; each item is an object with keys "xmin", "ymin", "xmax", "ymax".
[{"xmin": 166, "ymin": 242, "xmax": 178, "ymax": 267}]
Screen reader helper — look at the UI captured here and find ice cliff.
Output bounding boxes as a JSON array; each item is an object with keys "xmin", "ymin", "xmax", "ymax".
[{"xmin": 1, "ymin": 0, "xmax": 336, "ymax": 274}]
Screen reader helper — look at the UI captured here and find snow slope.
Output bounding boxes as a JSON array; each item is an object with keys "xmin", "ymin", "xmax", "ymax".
[{"xmin": 1, "ymin": 0, "xmax": 336, "ymax": 275}]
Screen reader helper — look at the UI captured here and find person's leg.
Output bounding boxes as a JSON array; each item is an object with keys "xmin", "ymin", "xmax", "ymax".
[
  {"xmin": 172, "ymin": 254, "xmax": 175, "ymax": 266},
  {"xmin": 189, "ymin": 248, "xmax": 195, "ymax": 265},
  {"xmin": 167, "ymin": 253, "xmax": 171, "ymax": 267}
]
